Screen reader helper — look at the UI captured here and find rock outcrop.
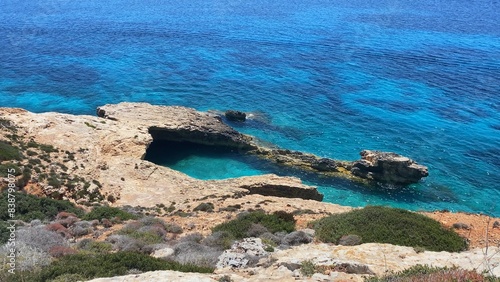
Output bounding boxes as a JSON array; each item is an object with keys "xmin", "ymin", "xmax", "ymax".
[
  {"xmin": 0, "ymin": 102, "xmax": 428, "ymax": 208},
  {"xmin": 351, "ymin": 150, "xmax": 429, "ymax": 184},
  {"xmin": 251, "ymin": 148, "xmax": 428, "ymax": 185},
  {"xmin": 0, "ymin": 103, "xmax": 321, "ymax": 206},
  {"xmin": 225, "ymin": 110, "xmax": 247, "ymax": 122},
  {"xmin": 97, "ymin": 103, "xmax": 255, "ymax": 150},
  {"xmin": 216, "ymin": 238, "xmax": 268, "ymax": 269}
]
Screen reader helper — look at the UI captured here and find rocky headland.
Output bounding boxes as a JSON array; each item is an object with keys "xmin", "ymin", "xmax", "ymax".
[{"xmin": 0, "ymin": 102, "xmax": 498, "ymax": 281}]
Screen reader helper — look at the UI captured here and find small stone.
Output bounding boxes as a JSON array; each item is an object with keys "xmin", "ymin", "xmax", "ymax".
[{"xmin": 152, "ymin": 247, "xmax": 175, "ymax": 258}]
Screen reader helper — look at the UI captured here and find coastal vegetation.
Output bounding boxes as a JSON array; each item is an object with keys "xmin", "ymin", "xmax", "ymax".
[
  {"xmin": 0, "ymin": 252, "xmax": 214, "ymax": 282},
  {"xmin": 365, "ymin": 264, "xmax": 500, "ymax": 282},
  {"xmin": 312, "ymin": 206, "xmax": 468, "ymax": 252},
  {"xmin": 212, "ymin": 210, "xmax": 296, "ymax": 239},
  {"xmin": 83, "ymin": 206, "xmax": 137, "ymax": 221},
  {"xmin": 0, "ymin": 192, "xmax": 84, "ymax": 224}
]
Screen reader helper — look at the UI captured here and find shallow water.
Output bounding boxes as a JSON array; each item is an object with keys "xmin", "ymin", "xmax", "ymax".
[{"xmin": 1, "ymin": 0, "xmax": 499, "ymax": 215}]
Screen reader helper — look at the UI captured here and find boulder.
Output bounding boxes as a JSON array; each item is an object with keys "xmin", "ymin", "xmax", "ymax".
[
  {"xmin": 225, "ymin": 110, "xmax": 246, "ymax": 122},
  {"xmin": 350, "ymin": 150, "xmax": 428, "ymax": 185},
  {"xmin": 216, "ymin": 238, "xmax": 268, "ymax": 269}
]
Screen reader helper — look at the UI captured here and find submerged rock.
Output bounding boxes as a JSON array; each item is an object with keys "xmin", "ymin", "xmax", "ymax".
[
  {"xmin": 350, "ymin": 150, "xmax": 429, "ymax": 185},
  {"xmin": 225, "ymin": 110, "xmax": 246, "ymax": 122}
]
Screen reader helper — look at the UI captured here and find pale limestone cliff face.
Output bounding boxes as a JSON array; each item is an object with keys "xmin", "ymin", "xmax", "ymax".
[{"xmin": 0, "ymin": 103, "xmax": 321, "ymax": 206}]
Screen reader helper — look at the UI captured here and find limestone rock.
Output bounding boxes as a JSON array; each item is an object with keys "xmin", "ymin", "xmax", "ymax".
[
  {"xmin": 225, "ymin": 110, "xmax": 247, "ymax": 122},
  {"xmin": 151, "ymin": 247, "xmax": 174, "ymax": 259},
  {"xmin": 351, "ymin": 150, "xmax": 429, "ymax": 184},
  {"xmin": 216, "ymin": 238, "xmax": 268, "ymax": 269}
]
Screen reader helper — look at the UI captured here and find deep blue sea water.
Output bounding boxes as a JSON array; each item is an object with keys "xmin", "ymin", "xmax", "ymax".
[{"xmin": 1, "ymin": 0, "xmax": 499, "ymax": 215}]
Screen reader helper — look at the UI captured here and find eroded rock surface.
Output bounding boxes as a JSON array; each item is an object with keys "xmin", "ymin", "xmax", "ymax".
[
  {"xmin": 0, "ymin": 103, "xmax": 321, "ymax": 206},
  {"xmin": 351, "ymin": 150, "xmax": 429, "ymax": 184}
]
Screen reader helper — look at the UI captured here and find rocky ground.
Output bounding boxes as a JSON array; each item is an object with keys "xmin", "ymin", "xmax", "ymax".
[{"xmin": 1, "ymin": 103, "xmax": 499, "ymax": 281}]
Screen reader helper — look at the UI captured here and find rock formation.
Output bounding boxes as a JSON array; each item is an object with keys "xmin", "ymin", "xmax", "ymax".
[
  {"xmin": 224, "ymin": 110, "xmax": 247, "ymax": 122},
  {"xmin": 0, "ymin": 102, "xmax": 429, "ymax": 207},
  {"xmin": 351, "ymin": 150, "xmax": 429, "ymax": 184}
]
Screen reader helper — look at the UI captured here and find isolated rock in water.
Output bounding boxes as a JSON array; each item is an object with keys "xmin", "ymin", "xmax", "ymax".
[
  {"xmin": 216, "ymin": 238, "xmax": 268, "ymax": 269},
  {"xmin": 351, "ymin": 150, "xmax": 429, "ymax": 185},
  {"xmin": 225, "ymin": 110, "xmax": 246, "ymax": 122}
]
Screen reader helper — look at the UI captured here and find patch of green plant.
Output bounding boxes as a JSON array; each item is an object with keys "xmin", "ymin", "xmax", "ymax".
[
  {"xmin": 28, "ymin": 158, "xmax": 42, "ymax": 165},
  {"xmin": 212, "ymin": 211, "xmax": 295, "ymax": 239},
  {"xmin": 300, "ymin": 260, "xmax": 317, "ymax": 277},
  {"xmin": 48, "ymin": 175, "xmax": 62, "ymax": 188},
  {"xmin": 0, "ymin": 163, "xmax": 22, "ymax": 177},
  {"xmin": 83, "ymin": 206, "xmax": 138, "ymax": 221},
  {"xmin": 1, "ymin": 252, "xmax": 214, "ymax": 282},
  {"xmin": 92, "ymin": 179, "xmax": 102, "ymax": 188},
  {"xmin": 194, "ymin": 202, "xmax": 214, "ymax": 212},
  {"xmin": 0, "ymin": 192, "xmax": 84, "ymax": 222},
  {"xmin": 39, "ymin": 143, "xmax": 58, "ymax": 153},
  {"xmin": 78, "ymin": 240, "xmax": 114, "ymax": 254},
  {"xmin": 0, "ymin": 141, "xmax": 22, "ymax": 161},
  {"xmin": 312, "ymin": 206, "xmax": 467, "ymax": 252},
  {"xmin": 84, "ymin": 121, "xmax": 97, "ymax": 129},
  {"xmin": 364, "ymin": 264, "xmax": 499, "ymax": 282}
]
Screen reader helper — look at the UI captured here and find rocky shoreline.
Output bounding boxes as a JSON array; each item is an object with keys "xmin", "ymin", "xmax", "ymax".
[{"xmin": 1, "ymin": 102, "xmax": 498, "ymax": 281}]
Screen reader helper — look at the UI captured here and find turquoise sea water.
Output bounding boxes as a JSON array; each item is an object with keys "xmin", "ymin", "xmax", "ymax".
[{"xmin": 1, "ymin": 0, "xmax": 499, "ymax": 215}]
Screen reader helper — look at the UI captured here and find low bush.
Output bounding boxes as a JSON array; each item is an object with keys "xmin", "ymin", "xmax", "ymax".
[
  {"xmin": 17, "ymin": 225, "xmax": 67, "ymax": 253},
  {"xmin": 77, "ymin": 239, "xmax": 113, "ymax": 254},
  {"xmin": 171, "ymin": 241, "xmax": 223, "ymax": 268},
  {"xmin": 281, "ymin": 231, "xmax": 312, "ymax": 246},
  {"xmin": 116, "ymin": 217, "xmax": 180, "ymax": 247},
  {"xmin": 0, "ymin": 163, "xmax": 22, "ymax": 177},
  {"xmin": 0, "ymin": 192, "xmax": 84, "ymax": 222},
  {"xmin": 0, "ymin": 242, "xmax": 53, "ymax": 272},
  {"xmin": 2, "ymin": 251, "xmax": 214, "ymax": 282},
  {"xmin": 194, "ymin": 202, "xmax": 214, "ymax": 212},
  {"xmin": 202, "ymin": 231, "xmax": 236, "ymax": 250},
  {"xmin": 246, "ymin": 223, "xmax": 269, "ymax": 237},
  {"xmin": 0, "ymin": 140, "xmax": 22, "ymax": 161},
  {"xmin": 312, "ymin": 206, "xmax": 467, "ymax": 252},
  {"xmin": 107, "ymin": 235, "xmax": 146, "ymax": 253},
  {"xmin": 83, "ymin": 206, "xmax": 138, "ymax": 221},
  {"xmin": 365, "ymin": 265, "xmax": 498, "ymax": 282},
  {"xmin": 212, "ymin": 211, "xmax": 295, "ymax": 240},
  {"xmin": 48, "ymin": 246, "xmax": 78, "ymax": 258}
]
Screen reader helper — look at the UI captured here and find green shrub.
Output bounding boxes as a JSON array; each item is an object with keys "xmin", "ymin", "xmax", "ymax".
[
  {"xmin": 0, "ymin": 192, "xmax": 84, "ymax": 222},
  {"xmin": 0, "ymin": 163, "xmax": 22, "ymax": 177},
  {"xmin": 212, "ymin": 211, "xmax": 295, "ymax": 240},
  {"xmin": 83, "ymin": 206, "xmax": 138, "ymax": 221},
  {"xmin": 312, "ymin": 206, "xmax": 467, "ymax": 252},
  {"xmin": 194, "ymin": 202, "xmax": 214, "ymax": 212},
  {"xmin": 39, "ymin": 144, "xmax": 58, "ymax": 153},
  {"xmin": 300, "ymin": 260, "xmax": 317, "ymax": 277},
  {"xmin": 364, "ymin": 264, "xmax": 499, "ymax": 282},
  {"xmin": 0, "ymin": 141, "xmax": 22, "ymax": 161},
  {"xmin": 77, "ymin": 240, "xmax": 114, "ymax": 254},
  {"xmin": 2, "ymin": 252, "xmax": 214, "ymax": 282}
]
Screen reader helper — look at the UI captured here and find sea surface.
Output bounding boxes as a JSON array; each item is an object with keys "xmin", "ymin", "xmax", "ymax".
[{"xmin": 1, "ymin": 0, "xmax": 499, "ymax": 215}]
